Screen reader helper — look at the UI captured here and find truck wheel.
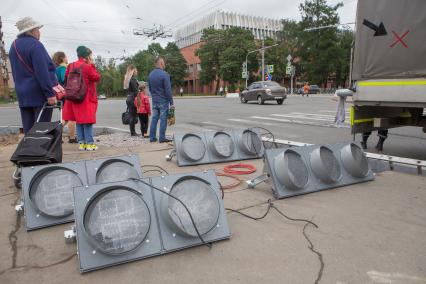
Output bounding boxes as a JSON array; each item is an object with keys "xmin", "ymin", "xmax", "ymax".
[{"xmin": 257, "ymin": 96, "xmax": 264, "ymax": 105}]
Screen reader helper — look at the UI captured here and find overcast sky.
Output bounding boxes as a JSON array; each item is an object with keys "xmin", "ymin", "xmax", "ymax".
[{"xmin": 1, "ymin": 0, "xmax": 357, "ymax": 62}]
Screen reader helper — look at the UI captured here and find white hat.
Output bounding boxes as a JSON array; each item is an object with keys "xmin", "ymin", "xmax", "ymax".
[{"xmin": 15, "ymin": 17, "xmax": 43, "ymax": 36}]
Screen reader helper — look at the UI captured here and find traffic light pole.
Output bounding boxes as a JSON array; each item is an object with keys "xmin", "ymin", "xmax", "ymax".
[{"xmin": 245, "ymin": 43, "xmax": 279, "ymax": 88}]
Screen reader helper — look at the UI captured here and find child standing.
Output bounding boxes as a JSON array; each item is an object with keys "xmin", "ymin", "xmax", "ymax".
[{"xmin": 134, "ymin": 83, "xmax": 151, "ymax": 137}]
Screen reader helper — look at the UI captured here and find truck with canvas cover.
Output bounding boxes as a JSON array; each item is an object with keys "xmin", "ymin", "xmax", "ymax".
[{"xmin": 351, "ymin": 0, "xmax": 426, "ymax": 134}]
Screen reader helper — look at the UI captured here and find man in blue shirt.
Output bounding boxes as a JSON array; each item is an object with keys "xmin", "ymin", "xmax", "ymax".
[
  {"xmin": 148, "ymin": 57, "xmax": 174, "ymax": 143},
  {"xmin": 9, "ymin": 17, "xmax": 57, "ymax": 133}
]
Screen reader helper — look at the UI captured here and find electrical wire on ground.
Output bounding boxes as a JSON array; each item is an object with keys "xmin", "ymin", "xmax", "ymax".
[
  {"xmin": 141, "ymin": 164, "xmax": 169, "ymax": 175},
  {"xmin": 223, "ymin": 163, "xmax": 257, "ymax": 175}
]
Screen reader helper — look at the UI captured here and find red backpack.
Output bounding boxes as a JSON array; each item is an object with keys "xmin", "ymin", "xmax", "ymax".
[{"xmin": 65, "ymin": 63, "xmax": 87, "ymax": 103}]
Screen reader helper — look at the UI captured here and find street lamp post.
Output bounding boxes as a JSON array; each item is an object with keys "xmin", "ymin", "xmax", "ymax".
[{"xmin": 245, "ymin": 43, "xmax": 279, "ymax": 88}]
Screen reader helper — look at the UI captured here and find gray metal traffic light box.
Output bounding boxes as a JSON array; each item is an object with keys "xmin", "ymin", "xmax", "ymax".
[
  {"xmin": 261, "ymin": 142, "xmax": 374, "ymax": 199},
  {"xmin": 171, "ymin": 128, "xmax": 264, "ymax": 166},
  {"xmin": 73, "ymin": 180, "xmax": 162, "ymax": 273},
  {"xmin": 85, "ymin": 154, "xmax": 143, "ymax": 185},
  {"xmin": 21, "ymin": 161, "xmax": 88, "ymax": 231},
  {"xmin": 150, "ymin": 170, "xmax": 231, "ymax": 252},
  {"xmin": 20, "ymin": 154, "xmax": 143, "ymax": 231},
  {"xmin": 72, "ymin": 170, "xmax": 231, "ymax": 272}
]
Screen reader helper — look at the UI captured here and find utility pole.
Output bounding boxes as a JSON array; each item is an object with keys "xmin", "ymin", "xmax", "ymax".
[{"xmin": 0, "ymin": 16, "xmax": 10, "ymax": 100}]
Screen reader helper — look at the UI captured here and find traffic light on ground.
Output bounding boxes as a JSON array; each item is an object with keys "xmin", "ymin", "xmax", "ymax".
[
  {"xmin": 85, "ymin": 154, "xmax": 143, "ymax": 184},
  {"xmin": 72, "ymin": 170, "xmax": 230, "ymax": 272},
  {"xmin": 20, "ymin": 155, "xmax": 143, "ymax": 231},
  {"xmin": 21, "ymin": 161, "xmax": 88, "ymax": 231},
  {"xmin": 252, "ymin": 142, "xmax": 374, "ymax": 199},
  {"xmin": 170, "ymin": 128, "xmax": 264, "ymax": 166}
]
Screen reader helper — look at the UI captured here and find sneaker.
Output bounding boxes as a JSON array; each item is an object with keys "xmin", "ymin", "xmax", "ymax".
[
  {"xmin": 86, "ymin": 144, "xmax": 98, "ymax": 151},
  {"xmin": 78, "ymin": 143, "xmax": 86, "ymax": 151},
  {"xmin": 159, "ymin": 138, "xmax": 172, "ymax": 143},
  {"xmin": 68, "ymin": 137, "xmax": 78, "ymax": 144}
]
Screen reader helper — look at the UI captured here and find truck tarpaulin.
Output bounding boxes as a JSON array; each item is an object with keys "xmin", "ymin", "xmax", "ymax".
[{"xmin": 352, "ymin": 0, "xmax": 426, "ymax": 80}]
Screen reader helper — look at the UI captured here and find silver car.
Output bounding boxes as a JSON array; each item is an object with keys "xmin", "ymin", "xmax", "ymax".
[{"xmin": 240, "ymin": 81, "xmax": 287, "ymax": 105}]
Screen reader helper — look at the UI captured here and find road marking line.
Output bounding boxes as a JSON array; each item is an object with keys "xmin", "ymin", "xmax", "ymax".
[
  {"xmin": 251, "ymin": 116, "xmax": 350, "ymax": 128},
  {"xmin": 287, "ymin": 112, "xmax": 337, "ymax": 118},
  {"xmin": 227, "ymin": 118, "xmax": 276, "ymax": 126},
  {"xmin": 271, "ymin": 114, "xmax": 336, "ymax": 122}
]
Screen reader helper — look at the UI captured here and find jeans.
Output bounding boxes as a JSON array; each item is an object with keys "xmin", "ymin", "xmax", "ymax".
[
  {"xmin": 20, "ymin": 106, "xmax": 53, "ymax": 134},
  {"xmin": 76, "ymin": 123, "xmax": 94, "ymax": 144},
  {"xmin": 150, "ymin": 102, "xmax": 169, "ymax": 141}
]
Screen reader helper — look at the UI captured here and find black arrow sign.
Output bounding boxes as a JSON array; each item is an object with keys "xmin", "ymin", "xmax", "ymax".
[{"xmin": 362, "ymin": 19, "xmax": 387, "ymax": 36}]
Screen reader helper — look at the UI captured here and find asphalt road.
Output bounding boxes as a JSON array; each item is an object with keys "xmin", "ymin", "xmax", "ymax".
[{"xmin": 1, "ymin": 95, "xmax": 426, "ymax": 159}]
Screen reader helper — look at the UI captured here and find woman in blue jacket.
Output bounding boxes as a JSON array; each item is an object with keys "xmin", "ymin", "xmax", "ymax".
[{"xmin": 9, "ymin": 17, "xmax": 57, "ymax": 133}]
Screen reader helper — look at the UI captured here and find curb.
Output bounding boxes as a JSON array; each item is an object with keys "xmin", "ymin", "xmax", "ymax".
[{"xmin": 0, "ymin": 126, "xmax": 130, "ymax": 137}]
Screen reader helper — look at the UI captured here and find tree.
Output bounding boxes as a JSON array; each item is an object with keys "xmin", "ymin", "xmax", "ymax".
[
  {"xmin": 196, "ymin": 27, "xmax": 257, "ymax": 92},
  {"xmin": 334, "ymin": 29, "xmax": 354, "ymax": 87},
  {"xmin": 163, "ymin": 42, "xmax": 187, "ymax": 88},
  {"xmin": 196, "ymin": 29, "xmax": 226, "ymax": 93},
  {"xmin": 297, "ymin": 0, "xmax": 343, "ymax": 86},
  {"xmin": 219, "ymin": 27, "xmax": 257, "ymax": 88}
]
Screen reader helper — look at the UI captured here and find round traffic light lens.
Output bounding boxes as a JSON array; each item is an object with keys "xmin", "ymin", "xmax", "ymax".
[
  {"xmin": 240, "ymin": 130, "xmax": 262, "ymax": 155},
  {"xmin": 211, "ymin": 132, "xmax": 234, "ymax": 158},
  {"xmin": 167, "ymin": 178, "xmax": 220, "ymax": 237},
  {"xmin": 96, "ymin": 160, "xmax": 140, "ymax": 183},
  {"xmin": 274, "ymin": 150, "xmax": 309, "ymax": 190},
  {"xmin": 310, "ymin": 146, "xmax": 341, "ymax": 183},
  {"xmin": 30, "ymin": 168, "xmax": 82, "ymax": 217},
  {"xmin": 341, "ymin": 143, "xmax": 369, "ymax": 178},
  {"xmin": 84, "ymin": 188, "xmax": 150, "ymax": 255},
  {"xmin": 181, "ymin": 134, "xmax": 206, "ymax": 161}
]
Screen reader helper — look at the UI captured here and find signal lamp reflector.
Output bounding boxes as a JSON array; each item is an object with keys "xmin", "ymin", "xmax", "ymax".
[
  {"xmin": 340, "ymin": 143, "xmax": 369, "ymax": 178},
  {"xmin": 274, "ymin": 150, "xmax": 309, "ymax": 191},
  {"xmin": 96, "ymin": 160, "xmax": 140, "ymax": 184},
  {"xmin": 166, "ymin": 178, "xmax": 220, "ymax": 237},
  {"xmin": 181, "ymin": 134, "xmax": 206, "ymax": 161},
  {"xmin": 210, "ymin": 132, "xmax": 235, "ymax": 158},
  {"xmin": 310, "ymin": 146, "xmax": 341, "ymax": 183},
  {"xmin": 83, "ymin": 187, "xmax": 151, "ymax": 255},
  {"xmin": 239, "ymin": 130, "xmax": 262, "ymax": 155},
  {"xmin": 30, "ymin": 168, "xmax": 82, "ymax": 217}
]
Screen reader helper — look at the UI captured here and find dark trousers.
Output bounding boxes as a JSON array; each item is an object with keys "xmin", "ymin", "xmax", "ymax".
[
  {"xmin": 138, "ymin": 114, "xmax": 149, "ymax": 136},
  {"xmin": 19, "ymin": 106, "xmax": 53, "ymax": 134},
  {"xmin": 362, "ymin": 129, "xmax": 389, "ymax": 140},
  {"xmin": 126, "ymin": 95, "xmax": 137, "ymax": 135}
]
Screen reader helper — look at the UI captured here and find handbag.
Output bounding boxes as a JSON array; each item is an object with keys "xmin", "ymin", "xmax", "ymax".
[
  {"xmin": 122, "ymin": 107, "xmax": 131, "ymax": 125},
  {"xmin": 13, "ymin": 40, "xmax": 64, "ymax": 99}
]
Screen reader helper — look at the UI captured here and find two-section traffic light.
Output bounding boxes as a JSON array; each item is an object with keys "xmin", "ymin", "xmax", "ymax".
[
  {"xmin": 20, "ymin": 155, "xmax": 143, "ymax": 231},
  {"xmin": 72, "ymin": 170, "xmax": 230, "ymax": 272}
]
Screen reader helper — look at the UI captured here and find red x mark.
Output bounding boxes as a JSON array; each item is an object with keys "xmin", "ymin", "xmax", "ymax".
[{"xmin": 390, "ymin": 30, "xmax": 409, "ymax": 48}]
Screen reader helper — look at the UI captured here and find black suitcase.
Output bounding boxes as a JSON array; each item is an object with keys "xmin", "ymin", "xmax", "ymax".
[{"xmin": 11, "ymin": 103, "xmax": 63, "ymax": 188}]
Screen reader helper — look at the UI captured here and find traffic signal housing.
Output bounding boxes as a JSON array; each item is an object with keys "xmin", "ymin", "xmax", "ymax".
[
  {"xmin": 21, "ymin": 161, "xmax": 88, "ymax": 231},
  {"xmin": 72, "ymin": 170, "xmax": 230, "ymax": 272},
  {"xmin": 171, "ymin": 128, "xmax": 264, "ymax": 166},
  {"xmin": 262, "ymin": 142, "xmax": 374, "ymax": 199}
]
